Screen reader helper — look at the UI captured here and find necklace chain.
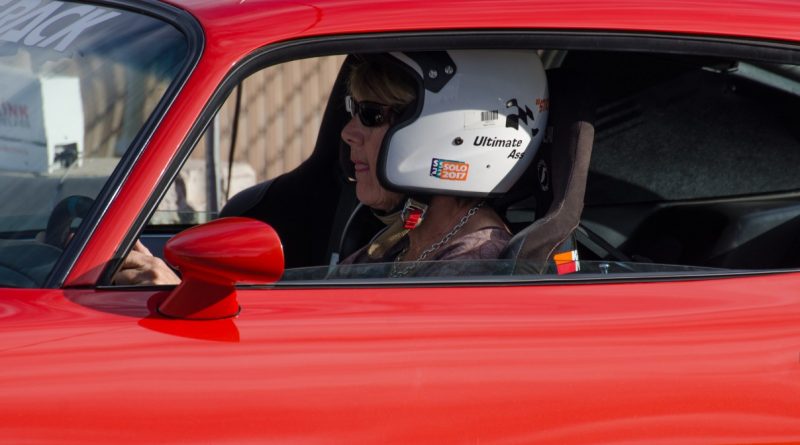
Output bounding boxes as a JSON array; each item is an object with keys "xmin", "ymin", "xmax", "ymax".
[{"xmin": 390, "ymin": 201, "xmax": 484, "ymax": 277}]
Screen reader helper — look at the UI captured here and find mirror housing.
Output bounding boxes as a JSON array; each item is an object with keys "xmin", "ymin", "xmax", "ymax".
[{"xmin": 158, "ymin": 217, "xmax": 284, "ymax": 320}]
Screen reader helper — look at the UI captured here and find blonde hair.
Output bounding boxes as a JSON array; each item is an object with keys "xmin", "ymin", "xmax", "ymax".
[{"xmin": 348, "ymin": 58, "xmax": 416, "ymax": 111}]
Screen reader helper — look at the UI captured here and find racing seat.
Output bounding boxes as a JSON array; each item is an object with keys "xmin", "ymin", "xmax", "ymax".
[{"xmin": 500, "ymin": 68, "xmax": 595, "ymax": 273}]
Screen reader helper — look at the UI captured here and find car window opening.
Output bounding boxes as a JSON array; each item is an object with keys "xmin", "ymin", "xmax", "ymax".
[{"xmin": 136, "ymin": 47, "xmax": 800, "ymax": 286}]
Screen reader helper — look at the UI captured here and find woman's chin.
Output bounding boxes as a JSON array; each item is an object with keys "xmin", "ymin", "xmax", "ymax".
[
  {"xmin": 356, "ymin": 188, "xmax": 402, "ymax": 212},
  {"xmin": 355, "ymin": 185, "xmax": 377, "ymax": 208}
]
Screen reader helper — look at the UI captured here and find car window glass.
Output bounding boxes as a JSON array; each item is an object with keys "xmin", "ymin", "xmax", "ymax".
[
  {"xmin": 584, "ymin": 54, "xmax": 800, "ymax": 205},
  {"xmin": 0, "ymin": 0, "xmax": 188, "ymax": 287},
  {"xmin": 141, "ymin": 49, "xmax": 800, "ymax": 288},
  {"xmin": 577, "ymin": 54, "xmax": 800, "ymax": 271},
  {"xmin": 148, "ymin": 56, "xmax": 346, "ymax": 226}
]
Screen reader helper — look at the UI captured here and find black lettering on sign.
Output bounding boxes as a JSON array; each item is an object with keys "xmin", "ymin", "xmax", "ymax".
[{"xmin": 0, "ymin": 0, "xmax": 121, "ymax": 52}]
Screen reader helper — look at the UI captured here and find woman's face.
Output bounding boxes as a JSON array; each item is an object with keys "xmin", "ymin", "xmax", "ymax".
[{"xmin": 341, "ymin": 99, "xmax": 404, "ymax": 212}]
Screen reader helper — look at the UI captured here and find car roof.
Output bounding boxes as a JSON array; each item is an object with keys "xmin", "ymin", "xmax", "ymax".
[{"xmin": 164, "ymin": 0, "xmax": 800, "ymax": 47}]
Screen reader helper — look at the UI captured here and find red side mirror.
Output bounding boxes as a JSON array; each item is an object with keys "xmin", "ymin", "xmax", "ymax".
[{"xmin": 158, "ymin": 217, "xmax": 284, "ymax": 320}]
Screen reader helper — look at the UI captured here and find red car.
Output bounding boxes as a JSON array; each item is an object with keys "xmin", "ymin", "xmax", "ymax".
[{"xmin": 2, "ymin": 0, "xmax": 800, "ymax": 443}]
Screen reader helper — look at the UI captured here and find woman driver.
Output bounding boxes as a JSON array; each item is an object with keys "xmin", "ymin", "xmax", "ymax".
[
  {"xmin": 339, "ymin": 50, "xmax": 548, "ymax": 276},
  {"xmin": 113, "ymin": 50, "xmax": 548, "ymax": 284}
]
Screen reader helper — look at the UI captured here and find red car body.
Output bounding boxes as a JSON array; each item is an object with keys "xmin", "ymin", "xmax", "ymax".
[{"xmin": 2, "ymin": 1, "xmax": 800, "ymax": 443}]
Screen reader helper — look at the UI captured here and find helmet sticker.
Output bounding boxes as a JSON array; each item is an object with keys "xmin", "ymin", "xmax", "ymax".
[
  {"xmin": 464, "ymin": 110, "xmax": 501, "ymax": 130},
  {"xmin": 536, "ymin": 98, "xmax": 550, "ymax": 112},
  {"xmin": 505, "ymin": 98, "xmax": 537, "ymax": 134},
  {"xmin": 430, "ymin": 158, "xmax": 469, "ymax": 181},
  {"xmin": 474, "ymin": 136, "xmax": 524, "ymax": 148},
  {"xmin": 508, "ymin": 149, "xmax": 524, "ymax": 160},
  {"xmin": 463, "ymin": 98, "xmax": 540, "ymax": 136}
]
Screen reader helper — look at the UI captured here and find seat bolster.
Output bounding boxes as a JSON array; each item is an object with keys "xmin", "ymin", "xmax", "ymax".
[
  {"xmin": 503, "ymin": 120, "xmax": 594, "ymax": 272},
  {"xmin": 219, "ymin": 180, "xmax": 273, "ymax": 218}
]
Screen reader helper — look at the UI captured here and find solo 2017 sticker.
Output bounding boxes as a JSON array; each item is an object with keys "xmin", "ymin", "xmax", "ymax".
[{"xmin": 430, "ymin": 158, "xmax": 469, "ymax": 181}]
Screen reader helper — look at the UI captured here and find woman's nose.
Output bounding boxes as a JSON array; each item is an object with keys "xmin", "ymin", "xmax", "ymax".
[{"xmin": 341, "ymin": 116, "xmax": 364, "ymax": 146}]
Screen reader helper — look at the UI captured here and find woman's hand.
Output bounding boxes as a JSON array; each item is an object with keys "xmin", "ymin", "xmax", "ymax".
[{"xmin": 113, "ymin": 240, "xmax": 181, "ymax": 285}]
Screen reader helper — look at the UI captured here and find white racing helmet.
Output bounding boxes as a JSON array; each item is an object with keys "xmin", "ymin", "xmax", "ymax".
[{"xmin": 378, "ymin": 50, "xmax": 549, "ymax": 197}]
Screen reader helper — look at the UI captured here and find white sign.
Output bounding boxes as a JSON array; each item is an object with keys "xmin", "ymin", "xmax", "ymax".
[{"xmin": 0, "ymin": 66, "xmax": 83, "ymax": 173}]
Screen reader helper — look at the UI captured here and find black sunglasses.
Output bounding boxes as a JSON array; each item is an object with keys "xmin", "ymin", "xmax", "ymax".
[{"xmin": 345, "ymin": 95, "xmax": 395, "ymax": 127}]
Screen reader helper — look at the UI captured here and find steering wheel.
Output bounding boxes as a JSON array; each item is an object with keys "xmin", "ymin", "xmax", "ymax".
[{"xmin": 44, "ymin": 195, "xmax": 94, "ymax": 248}]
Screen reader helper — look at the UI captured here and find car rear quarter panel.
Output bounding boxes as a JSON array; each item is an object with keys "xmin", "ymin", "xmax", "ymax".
[{"xmin": 3, "ymin": 273, "xmax": 800, "ymax": 443}]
